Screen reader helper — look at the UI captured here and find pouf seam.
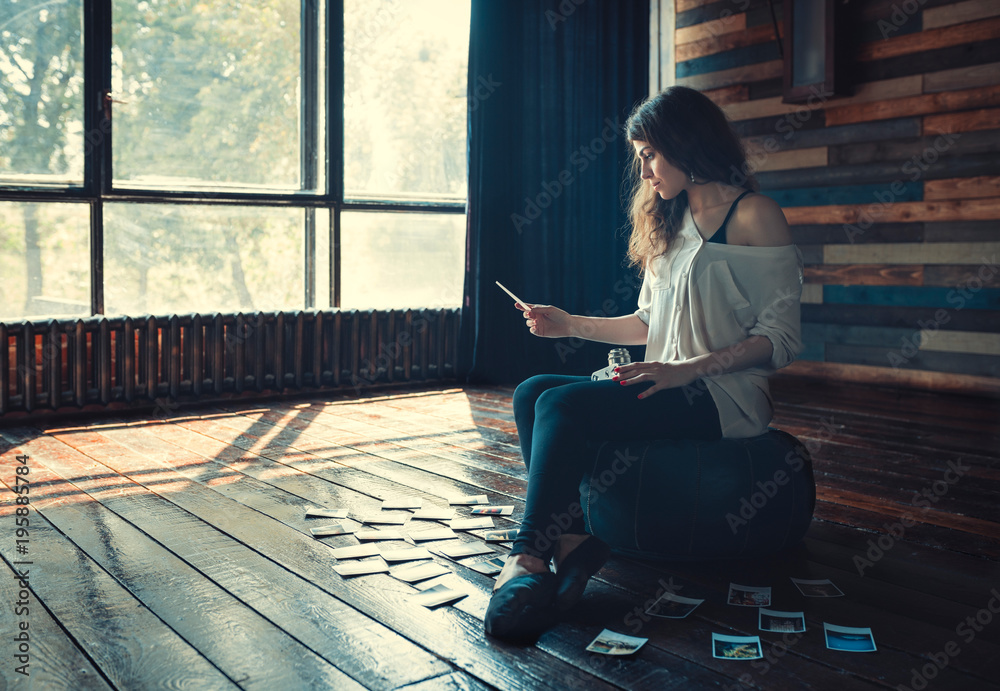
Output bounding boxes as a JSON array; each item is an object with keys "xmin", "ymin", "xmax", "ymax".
[
  {"xmin": 739, "ymin": 443, "xmax": 754, "ymax": 556},
  {"xmin": 633, "ymin": 446, "xmax": 648, "ymax": 551},
  {"xmin": 780, "ymin": 452, "xmax": 796, "ymax": 550},
  {"xmin": 687, "ymin": 444, "xmax": 702, "ymax": 556},
  {"xmin": 584, "ymin": 440, "xmax": 606, "ymax": 535}
]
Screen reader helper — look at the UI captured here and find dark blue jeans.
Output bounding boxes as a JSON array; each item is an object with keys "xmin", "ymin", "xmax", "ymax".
[{"xmin": 510, "ymin": 374, "xmax": 722, "ymax": 561}]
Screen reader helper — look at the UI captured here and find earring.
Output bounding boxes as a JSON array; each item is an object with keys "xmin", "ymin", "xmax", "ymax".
[{"xmin": 689, "ymin": 170, "xmax": 696, "ymax": 183}]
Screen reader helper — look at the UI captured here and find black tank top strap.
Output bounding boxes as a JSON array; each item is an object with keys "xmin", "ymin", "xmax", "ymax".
[{"xmin": 706, "ymin": 190, "xmax": 753, "ymax": 244}]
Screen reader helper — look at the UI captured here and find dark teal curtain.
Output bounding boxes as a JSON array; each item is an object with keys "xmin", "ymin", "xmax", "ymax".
[{"xmin": 459, "ymin": 0, "xmax": 650, "ymax": 385}]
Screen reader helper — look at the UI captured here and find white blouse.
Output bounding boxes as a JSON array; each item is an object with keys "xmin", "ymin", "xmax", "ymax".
[{"xmin": 634, "ymin": 206, "xmax": 804, "ymax": 438}]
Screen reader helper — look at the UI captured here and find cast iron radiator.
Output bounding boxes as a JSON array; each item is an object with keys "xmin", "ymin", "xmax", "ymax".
[{"xmin": 0, "ymin": 309, "xmax": 460, "ymax": 419}]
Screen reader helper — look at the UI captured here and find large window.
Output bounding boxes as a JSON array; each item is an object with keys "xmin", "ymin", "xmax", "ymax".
[{"xmin": 0, "ymin": 0, "xmax": 469, "ymax": 321}]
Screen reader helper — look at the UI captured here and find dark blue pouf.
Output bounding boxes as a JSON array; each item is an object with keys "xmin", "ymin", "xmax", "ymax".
[{"xmin": 580, "ymin": 429, "xmax": 815, "ymax": 560}]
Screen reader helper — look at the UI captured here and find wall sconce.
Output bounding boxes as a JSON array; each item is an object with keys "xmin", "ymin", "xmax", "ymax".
[{"xmin": 782, "ymin": 0, "xmax": 841, "ymax": 103}]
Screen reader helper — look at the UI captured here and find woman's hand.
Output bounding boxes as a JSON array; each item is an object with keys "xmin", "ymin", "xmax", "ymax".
[
  {"xmin": 519, "ymin": 304, "xmax": 574, "ymax": 338},
  {"xmin": 512, "ymin": 304, "xmax": 649, "ymax": 345},
  {"xmin": 613, "ymin": 360, "xmax": 699, "ymax": 399}
]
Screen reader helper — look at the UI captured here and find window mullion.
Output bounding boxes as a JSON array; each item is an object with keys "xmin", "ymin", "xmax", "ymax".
[
  {"xmin": 302, "ymin": 0, "xmax": 320, "ymax": 309},
  {"xmin": 328, "ymin": 0, "xmax": 344, "ymax": 309},
  {"xmin": 84, "ymin": 0, "xmax": 112, "ymax": 196},
  {"xmin": 328, "ymin": 0, "xmax": 344, "ymax": 204},
  {"xmin": 84, "ymin": 0, "xmax": 112, "ymax": 314},
  {"xmin": 332, "ymin": 206, "xmax": 341, "ymax": 309},
  {"xmin": 302, "ymin": 0, "xmax": 320, "ymax": 193},
  {"xmin": 89, "ymin": 201, "xmax": 105, "ymax": 315}
]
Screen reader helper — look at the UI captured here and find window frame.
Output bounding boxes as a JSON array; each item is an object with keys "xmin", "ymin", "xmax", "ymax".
[{"xmin": 0, "ymin": 0, "xmax": 467, "ymax": 317}]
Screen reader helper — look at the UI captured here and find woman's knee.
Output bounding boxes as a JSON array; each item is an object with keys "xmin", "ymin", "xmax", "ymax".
[
  {"xmin": 534, "ymin": 384, "xmax": 585, "ymax": 420},
  {"xmin": 513, "ymin": 375, "xmax": 561, "ymax": 415}
]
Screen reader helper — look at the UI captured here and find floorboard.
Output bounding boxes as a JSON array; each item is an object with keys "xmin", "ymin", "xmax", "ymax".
[{"xmin": 1, "ymin": 377, "xmax": 998, "ymax": 690}]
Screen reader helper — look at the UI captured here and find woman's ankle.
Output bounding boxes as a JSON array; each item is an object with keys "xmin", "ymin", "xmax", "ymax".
[
  {"xmin": 493, "ymin": 552, "xmax": 549, "ymax": 591},
  {"xmin": 554, "ymin": 533, "xmax": 590, "ymax": 567},
  {"xmin": 511, "ymin": 553, "xmax": 548, "ymax": 573}
]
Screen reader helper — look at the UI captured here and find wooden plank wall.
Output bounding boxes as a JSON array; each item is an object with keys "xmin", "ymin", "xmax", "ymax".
[{"xmin": 667, "ymin": 0, "xmax": 1000, "ymax": 395}]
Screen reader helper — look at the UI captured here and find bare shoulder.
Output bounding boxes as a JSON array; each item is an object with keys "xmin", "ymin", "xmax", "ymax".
[{"xmin": 729, "ymin": 193, "xmax": 793, "ymax": 247}]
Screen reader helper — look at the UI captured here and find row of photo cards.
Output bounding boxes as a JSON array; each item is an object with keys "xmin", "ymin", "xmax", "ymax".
[
  {"xmin": 586, "ymin": 577, "xmax": 877, "ymax": 659},
  {"xmin": 304, "ymin": 494, "xmax": 518, "ymax": 609}
]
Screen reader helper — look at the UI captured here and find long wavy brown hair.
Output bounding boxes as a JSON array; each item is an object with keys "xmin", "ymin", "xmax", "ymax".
[{"xmin": 625, "ymin": 86, "xmax": 757, "ymax": 269}]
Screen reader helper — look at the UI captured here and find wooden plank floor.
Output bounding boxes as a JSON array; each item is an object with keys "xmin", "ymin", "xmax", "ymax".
[{"xmin": 1, "ymin": 377, "xmax": 998, "ymax": 690}]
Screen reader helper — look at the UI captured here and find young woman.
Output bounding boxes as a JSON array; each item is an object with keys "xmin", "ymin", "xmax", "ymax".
[{"xmin": 484, "ymin": 86, "xmax": 804, "ymax": 641}]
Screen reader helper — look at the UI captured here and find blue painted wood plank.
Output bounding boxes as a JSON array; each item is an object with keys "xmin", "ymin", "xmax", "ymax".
[
  {"xmin": 858, "ymin": 13, "xmax": 923, "ymax": 43},
  {"xmin": 797, "ymin": 342, "xmax": 826, "ymax": 362},
  {"xmin": 676, "ymin": 41, "xmax": 781, "ymax": 79},
  {"xmin": 822, "ymin": 286, "xmax": 1000, "ymax": 311},
  {"xmin": 764, "ymin": 181, "xmax": 923, "ymax": 208},
  {"xmin": 801, "ymin": 323, "xmax": 922, "ymax": 348},
  {"xmin": 825, "ymin": 343, "xmax": 1000, "ymax": 378},
  {"xmin": 743, "ymin": 117, "xmax": 921, "ymax": 151}
]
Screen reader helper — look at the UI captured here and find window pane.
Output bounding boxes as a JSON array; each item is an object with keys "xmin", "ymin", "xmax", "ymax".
[
  {"xmin": 112, "ymin": 0, "xmax": 314, "ymax": 191},
  {"xmin": 344, "ymin": 0, "xmax": 470, "ymax": 201},
  {"xmin": 315, "ymin": 208, "xmax": 331, "ymax": 309},
  {"xmin": 0, "ymin": 1, "xmax": 84, "ymax": 185},
  {"xmin": 0, "ymin": 202, "xmax": 90, "ymax": 319},
  {"xmin": 340, "ymin": 212, "xmax": 464, "ymax": 309},
  {"xmin": 104, "ymin": 204, "xmax": 306, "ymax": 315}
]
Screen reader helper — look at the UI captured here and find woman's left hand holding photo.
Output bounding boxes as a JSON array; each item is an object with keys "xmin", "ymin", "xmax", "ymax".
[
  {"xmin": 510, "ymin": 299, "xmax": 650, "ymax": 346},
  {"xmin": 519, "ymin": 303, "xmax": 575, "ymax": 338}
]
